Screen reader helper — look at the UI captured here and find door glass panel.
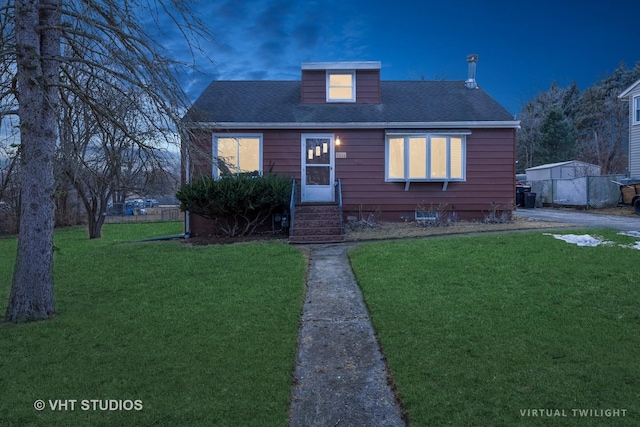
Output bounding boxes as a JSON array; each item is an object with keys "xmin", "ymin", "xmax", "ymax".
[
  {"xmin": 306, "ymin": 166, "xmax": 330, "ymax": 185},
  {"xmin": 306, "ymin": 138, "xmax": 330, "ymax": 165}
]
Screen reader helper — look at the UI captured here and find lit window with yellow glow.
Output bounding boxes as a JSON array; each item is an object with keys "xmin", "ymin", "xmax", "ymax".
[
  {"xmin": 327, "ymin": 72, "xmax": 355, "ymax": 102},
  {"xmin": 213, "ymin": 135, "xmax": 262, "ymax": 177},
  {"xmin": 385, "ymin": 134, "xmax": 466, "ymax": 182}
]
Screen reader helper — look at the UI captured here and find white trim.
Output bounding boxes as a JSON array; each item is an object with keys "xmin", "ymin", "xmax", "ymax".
[
  {"xmin": 634, "ymin": 95, "xmax": 640, "ymax": 125},
  {"xmin": 212, "ymin": 133, "xmax": 263, "ymax": 177},
  {"xmin": 326, "ymin": 70, "xmax": 356, "ymax": 103},
  {"xmin": 386, "ymin": 130, "xmax": 472, "ymax": 136},
  {"xmin": 619, "ymin": 78, "xmax": 640, "ymax": 99},
  {"xmin": 385, "ymin": 133, "xmax": 467, "ymax": 184},
  {"xmin": 185, "ymin": 121, "xmax": 521, "ymax": 130},
  {"xmin": 302, "ymin": 61, "xmax": 381, "ymax": 70},
  {"xmin": 301, "ymin": 134, "xmax": 335, "ymax": 202}
]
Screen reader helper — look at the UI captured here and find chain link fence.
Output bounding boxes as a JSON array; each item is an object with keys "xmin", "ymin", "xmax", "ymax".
[{"xmin": 103, "ymin": 206, "xmax": 183, "ymax": 223}]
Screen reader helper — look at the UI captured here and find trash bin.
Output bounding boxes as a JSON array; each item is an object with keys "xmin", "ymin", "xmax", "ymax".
[
  {"xmin": 524, "ymin": 193, "xmax": 536, "ymax": 208},
  {"xmin": 515, "ymin": 186, "xmax": 531, "ymax": 207}
]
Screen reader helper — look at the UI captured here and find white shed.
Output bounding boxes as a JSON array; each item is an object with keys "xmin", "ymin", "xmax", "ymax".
[{"xmin": 525, "ymin": 161, "xmax": 601, "ymax": 181}]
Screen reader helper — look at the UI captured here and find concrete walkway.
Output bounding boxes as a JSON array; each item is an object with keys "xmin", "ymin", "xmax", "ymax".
[{"xmin": 289, "ymin": 243, "xmax": 406, "ymax": 427}]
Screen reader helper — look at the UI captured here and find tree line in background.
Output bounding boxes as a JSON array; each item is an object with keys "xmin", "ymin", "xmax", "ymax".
[{"xmin": 517, "ymin": 61, "xmax": 640, "ymax": 174}]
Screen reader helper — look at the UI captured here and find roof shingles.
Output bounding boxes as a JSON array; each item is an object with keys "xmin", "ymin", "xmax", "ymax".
[{"xmin": 184, "ymin": 80, "xmax": 515, "ymax": 125}]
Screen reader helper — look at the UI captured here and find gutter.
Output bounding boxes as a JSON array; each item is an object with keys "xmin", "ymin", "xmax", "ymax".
[{"xmin": 182, "ymin": 120, "xmax": 521, "ymax": 130}]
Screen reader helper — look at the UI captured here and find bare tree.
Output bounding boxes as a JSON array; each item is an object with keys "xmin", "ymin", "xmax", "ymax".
[
  {"xmin": 58, "ymin": 70, "xmax": 177, "ymax": 238},
  {"xmin": 516, "ymin": 82, "xmax": 580, "ymax": 171},
  {"xmin": 574, "ymin": 62, "xmax": 640, "ymax": 174},
  {"xmin": 2, "ymin": 0, "xmax": 211, "ymax": 323}
]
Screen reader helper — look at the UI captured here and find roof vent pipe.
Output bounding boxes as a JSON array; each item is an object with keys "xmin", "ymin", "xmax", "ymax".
[{"xmin": 466, "ymin": 54, "xmax": 478, "ymax": 89}]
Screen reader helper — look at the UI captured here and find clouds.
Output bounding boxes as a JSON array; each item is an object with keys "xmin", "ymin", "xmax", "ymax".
[
  {"xmin": 195, "ymin": 0, "xmax": 372, "ymax": 82},
  {"xmin": 162, "ymin": 0, "xmax": 639, "ymax": 114}
]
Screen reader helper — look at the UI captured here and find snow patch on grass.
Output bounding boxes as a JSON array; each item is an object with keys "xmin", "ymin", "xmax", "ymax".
[
  {"xmin": 544, "ymin": 233, "xmax": 614, "ymax": 247},
  {"xmin": 545, "ymin": 232, "xmax": 640, "ymax": 250}
]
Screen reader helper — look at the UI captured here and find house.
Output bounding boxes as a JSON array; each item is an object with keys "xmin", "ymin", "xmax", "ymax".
[
  {"xmin": 525, "ymin": 160, "xmax": 602, "ymax": 181},
  {"xmin": 181, "ymin": 56, "xmax": 520, "ymax": 241},
  {"xmin": 619, "ymin": 79, "xmax": 640, "ymax": 181}
]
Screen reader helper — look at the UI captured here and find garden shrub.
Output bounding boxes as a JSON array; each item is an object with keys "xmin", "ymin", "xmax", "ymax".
[{"xmin": 176, "ymin": 173, "xmax": 292, "ymax": 237}]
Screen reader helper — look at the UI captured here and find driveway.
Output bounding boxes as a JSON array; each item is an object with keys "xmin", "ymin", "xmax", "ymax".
[{"xmin": 515, "ymin": 208, "xmax": 640, "ymax": 231}]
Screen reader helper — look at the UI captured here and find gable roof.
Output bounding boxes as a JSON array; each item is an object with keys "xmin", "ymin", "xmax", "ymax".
[
  {"xmin": 619, "ymin": 78, "xmax": 640, "ymax": 99},
  {"xmin": 525, "ymin": 160, "xmax": 599, "ymax": 171},
  {"xmin": 183, "ymin": 80, "xmax": 519, "ymax": 129}
]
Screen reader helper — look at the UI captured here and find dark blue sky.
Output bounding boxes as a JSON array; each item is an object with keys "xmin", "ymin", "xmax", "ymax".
[{"xmin": 176, "ymin": 0, "xmax": 639, "ymax": 115}]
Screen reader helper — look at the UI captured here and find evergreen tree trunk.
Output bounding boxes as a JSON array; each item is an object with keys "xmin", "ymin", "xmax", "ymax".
[{"xmin": 5, "ymin": 0, "xmax": 61, "ymax": 323}]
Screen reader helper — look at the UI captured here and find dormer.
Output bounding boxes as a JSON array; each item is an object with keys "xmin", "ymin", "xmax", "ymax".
[{"xmin": 301, "ymin": 61, "xmax": 382, "ymax": 104}]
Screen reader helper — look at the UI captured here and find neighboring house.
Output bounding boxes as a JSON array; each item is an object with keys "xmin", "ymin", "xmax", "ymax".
[
  {"xmin": 181, "ymin": 56, "xmax": 520, "ymax": 239},
  {"xmin": 525, "ymin": 160, "xmax": 602, "ymax": 181},
  {"xmin": 619, "ymin": 79, "xmax": 640, "ymax": 180}
]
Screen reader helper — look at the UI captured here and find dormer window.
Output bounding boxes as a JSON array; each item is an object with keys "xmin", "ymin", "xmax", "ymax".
[{"xmin": 327, "ymin": 71, "xmax": 355, "ymax": 102}]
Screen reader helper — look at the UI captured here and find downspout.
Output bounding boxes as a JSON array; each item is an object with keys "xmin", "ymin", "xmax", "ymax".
[{"xmin": 184, "ymin": 147, "xmax": 191, "ymax": 239}]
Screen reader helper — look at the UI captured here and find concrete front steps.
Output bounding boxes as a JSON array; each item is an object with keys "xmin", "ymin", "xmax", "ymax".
[{"xmin": 289, "ymin": 203, "xmax": 345, "ymax": 244}]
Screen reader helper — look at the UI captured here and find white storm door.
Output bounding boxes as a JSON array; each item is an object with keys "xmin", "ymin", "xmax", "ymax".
[{"xmin": 301, "ymin": 134, "xmax": 335, "ymax": 202}]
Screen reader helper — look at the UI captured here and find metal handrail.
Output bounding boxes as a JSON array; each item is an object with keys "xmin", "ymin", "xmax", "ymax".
[
  {"xmin": 289, "ymin": 178, "xmax": 296, "ymax": 236},
  {"xmin": 336, "ymin": 178, "xmax": 344, "ymax": 235}
]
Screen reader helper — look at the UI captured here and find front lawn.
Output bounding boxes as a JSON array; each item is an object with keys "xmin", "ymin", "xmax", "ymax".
[
  {"xmin": 0, "ymin": 223, "xmax": 306, "ymax": 426},
  {"xmin": 349, "ymin": 230, "xmax": 640, "ymax": 426}
]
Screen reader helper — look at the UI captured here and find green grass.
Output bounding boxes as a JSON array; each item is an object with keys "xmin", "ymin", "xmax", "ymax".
[
  {"xmin": 0, "ymin": 223, "xmax": 306, "ymax": 426},
  {"xmin": 349, "ymin": 229, "xmax": 640, "ymax": 426}
]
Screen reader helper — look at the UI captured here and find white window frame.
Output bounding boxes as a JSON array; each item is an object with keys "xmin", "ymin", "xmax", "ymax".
[
  {"xmin": 385, "ymin": 133, "xmax": 468, "ymax": 188},
  {"xmin": 212, "ymin": 134, "xmax": 263, "ymax": 178},
  {"xmin": 326, "ymin": 71, "xmax": 356, "ymax": 102},
  {"xmin": 634, "ymin": 95, "xmax": 640, "ymax": 125}
]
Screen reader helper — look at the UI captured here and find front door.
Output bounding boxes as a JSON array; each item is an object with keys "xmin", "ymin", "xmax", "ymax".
[{"xmin": 301, "ymin": 134, "xmax": 334, "ymax": 202}]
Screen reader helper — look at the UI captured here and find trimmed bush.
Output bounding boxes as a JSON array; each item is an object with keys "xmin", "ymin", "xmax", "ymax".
[{"xmin": 176, "ymin": 174, "xmax": 292, "ymax": 236}]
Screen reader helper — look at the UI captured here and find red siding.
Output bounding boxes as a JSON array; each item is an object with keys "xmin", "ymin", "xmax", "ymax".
[
  {"xmin": 301, "ymin": 69, "xmax": 381, "ymax": 104},
  {"xmin": 355, "ymin": 70, "xmax": 381, "ymax": 104},
  {"xmin": 301, "ymin": 70, "xmax": 325, "ymax": 104},
  {"xmin": 184, "ymin": 127, "xmax": 516, "ymax": 234}
]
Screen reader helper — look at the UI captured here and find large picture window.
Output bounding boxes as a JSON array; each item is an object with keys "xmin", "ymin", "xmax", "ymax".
[
  {"xmin": 386, "ymin": 133, "xmax": 466, "ymax": 181},
  {"xmin": 213, "ymin": 135, "xmax": 262, "ymax": 177}
]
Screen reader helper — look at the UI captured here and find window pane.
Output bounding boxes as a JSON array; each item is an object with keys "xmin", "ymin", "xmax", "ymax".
[
  {"xmin": 430, "ymin": 137, "xmax": 447, "ymax": 178},
  {"xmin": 388, "ymin": 137, "xmax": 405, "ymax": 179},
  {"xmin": 329, "ymin": 87, "xmax": 353, "ymax": 99},
  {"xmin": 217, "ymin": 138, "xmax": 237, "ymax": 174},
  {"xmin": 635, "ymin": 97, "xmax": 640, "ymax": 122},
  {"xmin": 409, "ymin": 137, "xmax": 427, "ymax": 178},
  {"xmin": 306, "ymin": 166, "xmax": 330, "ymax": 185},
  {"xmin": 450, "ymin": 137, "xmax": 463, "ymax": 179},
  {"xmin": 329, "ymin": 74, "xmax": 353, "ymax": 86},
  {"xmin": 328, "ymin": 73, "xmax": 354, "ymax": 100},
  {"xmin": 238, "ymin": 138, "xmax": 260, "ymax": 173}
]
